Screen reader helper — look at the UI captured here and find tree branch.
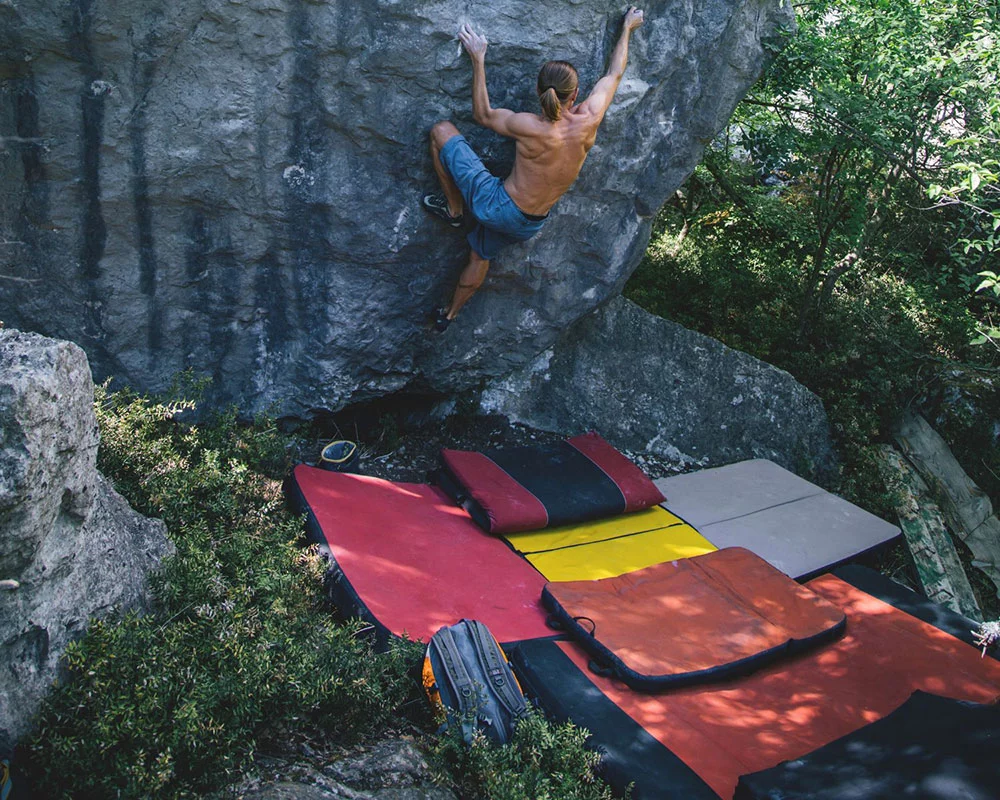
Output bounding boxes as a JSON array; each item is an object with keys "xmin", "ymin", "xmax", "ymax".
[{"xmin": 741, "ymin": 97, "xmax": 932, "ymax": 190}]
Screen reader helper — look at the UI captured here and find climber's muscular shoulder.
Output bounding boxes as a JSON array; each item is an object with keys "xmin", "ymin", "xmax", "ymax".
[{"xmin": 502, "ymin": 106, "xmax": 602, "ymax": 216}]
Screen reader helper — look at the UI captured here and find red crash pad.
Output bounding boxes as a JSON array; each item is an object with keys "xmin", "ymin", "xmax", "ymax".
[
  {"xmin": 542, "ymin": 548, "xmax": 846, "ymax": 690},
  {"xmin": 555, "ymin": 574, "xmax": 1000, "ymax": 799},
  {"xmin": 289, "ymin": 465, "xmax": 552, "ymax": 643}
]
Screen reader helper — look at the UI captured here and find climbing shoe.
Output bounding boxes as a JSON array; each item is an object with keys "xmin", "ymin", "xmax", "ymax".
[
  {"xmin": 319, "ymin": 439, "xmax": 360, "ymax": 473},
  {"xmin": 422, "ymin": 194, "xmax": 463, "ymax": 228},
  {"xmin": 433, "ymin": 307, "xmax": 451, "ymax": 333}
]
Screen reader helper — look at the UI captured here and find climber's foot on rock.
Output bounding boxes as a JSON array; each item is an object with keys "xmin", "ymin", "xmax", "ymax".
[
  {"xmin": 422, "ymin": 194, "xmax": 463, "ymax": 228},
  {"xmin": 432, "ymin": 307, "xmax": 452, "ymax": 333}
]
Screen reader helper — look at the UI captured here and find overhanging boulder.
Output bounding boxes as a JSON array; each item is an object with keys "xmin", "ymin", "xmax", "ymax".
[{"xmin": 0, "ymin": 0, "xmax": 794, "ymax": 414}]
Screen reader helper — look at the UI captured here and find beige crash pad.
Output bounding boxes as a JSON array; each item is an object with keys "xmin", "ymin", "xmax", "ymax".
[{"xmin": 655, "ymin": 460, "xmax": 900, "ymax": 578}]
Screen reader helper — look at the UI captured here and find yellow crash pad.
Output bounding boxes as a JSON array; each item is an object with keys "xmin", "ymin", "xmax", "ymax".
[
  {"xmin": 525, "ymin": 525, "xmax": 715, "ymax": 581},
  {"xmin": 505, "ymin": 506, "xmax": 684, "ymax": 554},
  {"xmin": 505, "ymin": 507, "xmax": 716, "ymax": 581}
]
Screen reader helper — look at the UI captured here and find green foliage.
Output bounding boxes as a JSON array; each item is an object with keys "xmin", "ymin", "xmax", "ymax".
[
  {"xmin": 628, "ymin": 198, "xmax": 976, "ymax": 517},
  {"xmin": 22, "ymin": 386, "xmax": 418, "ymax": 799},
  {"xmin": 734, "ymin": 0, "xmax": 1000, "ymax": 335},
  {"xmin": 629, "ymin": 0, "xmax": 1000, "ymax": 517},
  {"xmin": 433, "ymin": 710, "xmax": 622, "ymax": 800},
  {"xmin": 972, "ymin": 271, "xmax": 1000, "ymax": 347}
]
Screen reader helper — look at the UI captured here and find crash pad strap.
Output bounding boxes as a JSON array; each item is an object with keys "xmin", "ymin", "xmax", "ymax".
[{"xmin": 542, "ymin": 547, "xmax": 846, "ymax": 690}]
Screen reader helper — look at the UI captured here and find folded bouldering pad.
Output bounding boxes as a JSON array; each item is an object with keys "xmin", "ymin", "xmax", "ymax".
[
  {"xmin": 435, "ymin": 431, "xmax": 665, "ymax": 534},
  {"xmin": 505, "ymin": 506, "xmax": 716, "ymax": 581},
  {"xmin": 655, "ymin": 459, "xmax": 900, "ymax": 578},
  {"xmin": 542, "ymin": 548, "xmax": 846, "ymax": 691},
  {"xmin": 734, "ymin": 690, "xmax": 1000, "ymax": 800},
  {"xmin": 286, "ymin": 465, "xmax": 553, "ymax": 644},
  {"xmin": 513, "ymin": 568, "xmax": 1000, "ymax": 799}
]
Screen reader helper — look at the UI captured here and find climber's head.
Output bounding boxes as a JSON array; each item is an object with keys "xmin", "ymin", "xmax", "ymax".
[{"xmin": 537, "ymin": 61, "xmax": 579, "ymax": 122}]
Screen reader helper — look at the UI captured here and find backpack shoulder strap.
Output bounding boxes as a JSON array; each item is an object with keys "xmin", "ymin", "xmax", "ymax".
[
  {"xmin": 468, "ymin": 620, "xmax": 528, "ymax": 720},
  {"xmin": 430, "ymin": 627, "xmax": 479, "ymax": 743}
]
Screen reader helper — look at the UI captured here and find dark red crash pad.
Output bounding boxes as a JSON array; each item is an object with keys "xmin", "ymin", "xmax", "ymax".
[
  {"xmin": 436, "ymin": 431, "xmax": 665, "ymax": 534},
  {"xmin": 287, "ymin": 465, "xmax": 552, "ymax": 643},
  {"xmin": 542, "ymin": 547, "xmax": 846, "ymax": 690}
]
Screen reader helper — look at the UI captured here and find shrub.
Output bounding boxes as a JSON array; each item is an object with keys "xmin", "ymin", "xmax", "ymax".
[
  {"xmin": 627, "ymin": 198, "xmax": 977, "ymax": 519},
  {"xmin": 21, "ymin": 386, "xmax": 418, "ymax": 798},
  {"xmin": 433, "ymin": 710, "xmax": 622, "ymax": 800}
]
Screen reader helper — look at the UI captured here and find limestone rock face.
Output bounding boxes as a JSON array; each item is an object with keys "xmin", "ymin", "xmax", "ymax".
[
  {"xmin": 480, "ymin": 297, "xmax": 836, "ymax": 481},
  {"xmin": 0, "ymin": 328, "xmax": 173, "ymax": 751},
  {"xmin": 0, "ymin": 0, "xmax": 793, "ymax": 414}
]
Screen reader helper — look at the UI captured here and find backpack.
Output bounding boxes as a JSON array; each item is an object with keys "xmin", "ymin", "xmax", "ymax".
[{"xmin": 422, "ymin": 619, "xmax": 528, "ymax": 746}]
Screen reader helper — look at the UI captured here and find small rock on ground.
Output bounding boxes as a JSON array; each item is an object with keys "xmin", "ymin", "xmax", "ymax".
[{"xmin": 231, "ymin": 738, "xmax": 455, "ymax": 800}]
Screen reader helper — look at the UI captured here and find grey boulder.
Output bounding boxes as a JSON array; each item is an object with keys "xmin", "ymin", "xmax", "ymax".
[
  {"xmin": 0, "ymin": 328, "xmax": 173, "ymax": 752},
  {"xmin": 480, "ymin": 297, "xmax": 835, "ymax": 481},
  {"xmin": 0, "ymin": 0, "xmax": 794, "ymax": 414},
  {"xmin": 240, "ymin": 739, "xmax": 455, "ymax": 800}
]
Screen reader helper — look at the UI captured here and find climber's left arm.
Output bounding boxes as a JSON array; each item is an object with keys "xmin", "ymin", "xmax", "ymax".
[{"xmin": 459, "ymin": 23, "xmax": 538, "ymax": 138}]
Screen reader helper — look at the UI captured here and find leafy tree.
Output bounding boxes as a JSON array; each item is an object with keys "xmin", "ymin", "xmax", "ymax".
[
  {"xmin": 626, "ymin": 0, "xmax": 1000, "ymax": 532},
  {"xmin": 722, "ymin": 0, "xmax": 999, "ymax": 336}
]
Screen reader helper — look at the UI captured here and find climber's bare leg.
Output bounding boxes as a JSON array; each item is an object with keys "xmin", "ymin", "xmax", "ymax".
[
  {"xmin": 429, "ymin": 121, "xmax": 464, "ymax": 219},
  {"xmin": 446, "ymin": 250, "xmax": 490, "ymax": 319}
]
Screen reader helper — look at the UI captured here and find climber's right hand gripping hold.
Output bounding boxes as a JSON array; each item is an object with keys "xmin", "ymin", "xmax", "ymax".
[
  {"xmin": 458, "ymin": 23, "xmax": 487, "ymax": 61},
  {"xmin": 624, "ymin": 6, "xmax": 644, "ymax": 31}
]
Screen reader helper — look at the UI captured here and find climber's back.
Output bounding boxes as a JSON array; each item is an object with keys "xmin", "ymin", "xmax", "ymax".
[{"xmin": 503, "ymin": 77, "xmax": 606, "ymax": 216}]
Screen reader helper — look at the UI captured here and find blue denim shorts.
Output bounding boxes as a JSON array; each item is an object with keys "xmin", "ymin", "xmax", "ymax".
[{"xmin": 440, "ymin": 135, "xmax": 547, "ymax": 260}]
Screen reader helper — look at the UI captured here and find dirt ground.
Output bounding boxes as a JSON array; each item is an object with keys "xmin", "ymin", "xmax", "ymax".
[{"xmin": 295, "ymin": 411, "xmax": 688, "ymax": 484}]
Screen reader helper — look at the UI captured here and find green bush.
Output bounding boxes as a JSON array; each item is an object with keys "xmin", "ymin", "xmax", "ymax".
[
  {"xmin": 627, "ymin": 197, "xmax": 977, "ymax": 519},
  {"xmin": 433, "ymin": 710, "xmax": 623, "ymax": 800},
  {"xmin": 21, "ymin": 386, "xmax": 418, "ymax": 799},
  {"xmin": 22, "ymin": 386, "xmax": 620, "ymax": 798}
]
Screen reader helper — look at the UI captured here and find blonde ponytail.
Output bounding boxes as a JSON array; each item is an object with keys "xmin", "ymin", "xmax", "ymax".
[
  {"xmin": 536, "ymin": 60, "xmax": 579, "ymax": 122},
  {"xmin": 540, "ymin": 87, "xmax": 562, "ymax": 121}
]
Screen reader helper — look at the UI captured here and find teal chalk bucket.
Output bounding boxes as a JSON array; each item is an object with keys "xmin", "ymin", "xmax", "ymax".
[{"xmin": 320, "ymin": 440, "xmax": 360, "ymax": 473}]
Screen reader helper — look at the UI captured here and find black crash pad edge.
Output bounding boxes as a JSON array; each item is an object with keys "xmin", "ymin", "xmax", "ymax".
[
  {"xmin": 507, "ymin": 638, "xmax": 718, "ymax": 800},
  {"xmin": 283, "ymin": 470, "xmax": 395, "ymax": 650}
]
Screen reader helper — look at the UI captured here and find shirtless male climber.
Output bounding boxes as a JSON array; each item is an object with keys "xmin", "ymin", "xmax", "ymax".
[{"xmin": 423, "ymin": 6, "xmax": 645, "ymax": 332}]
